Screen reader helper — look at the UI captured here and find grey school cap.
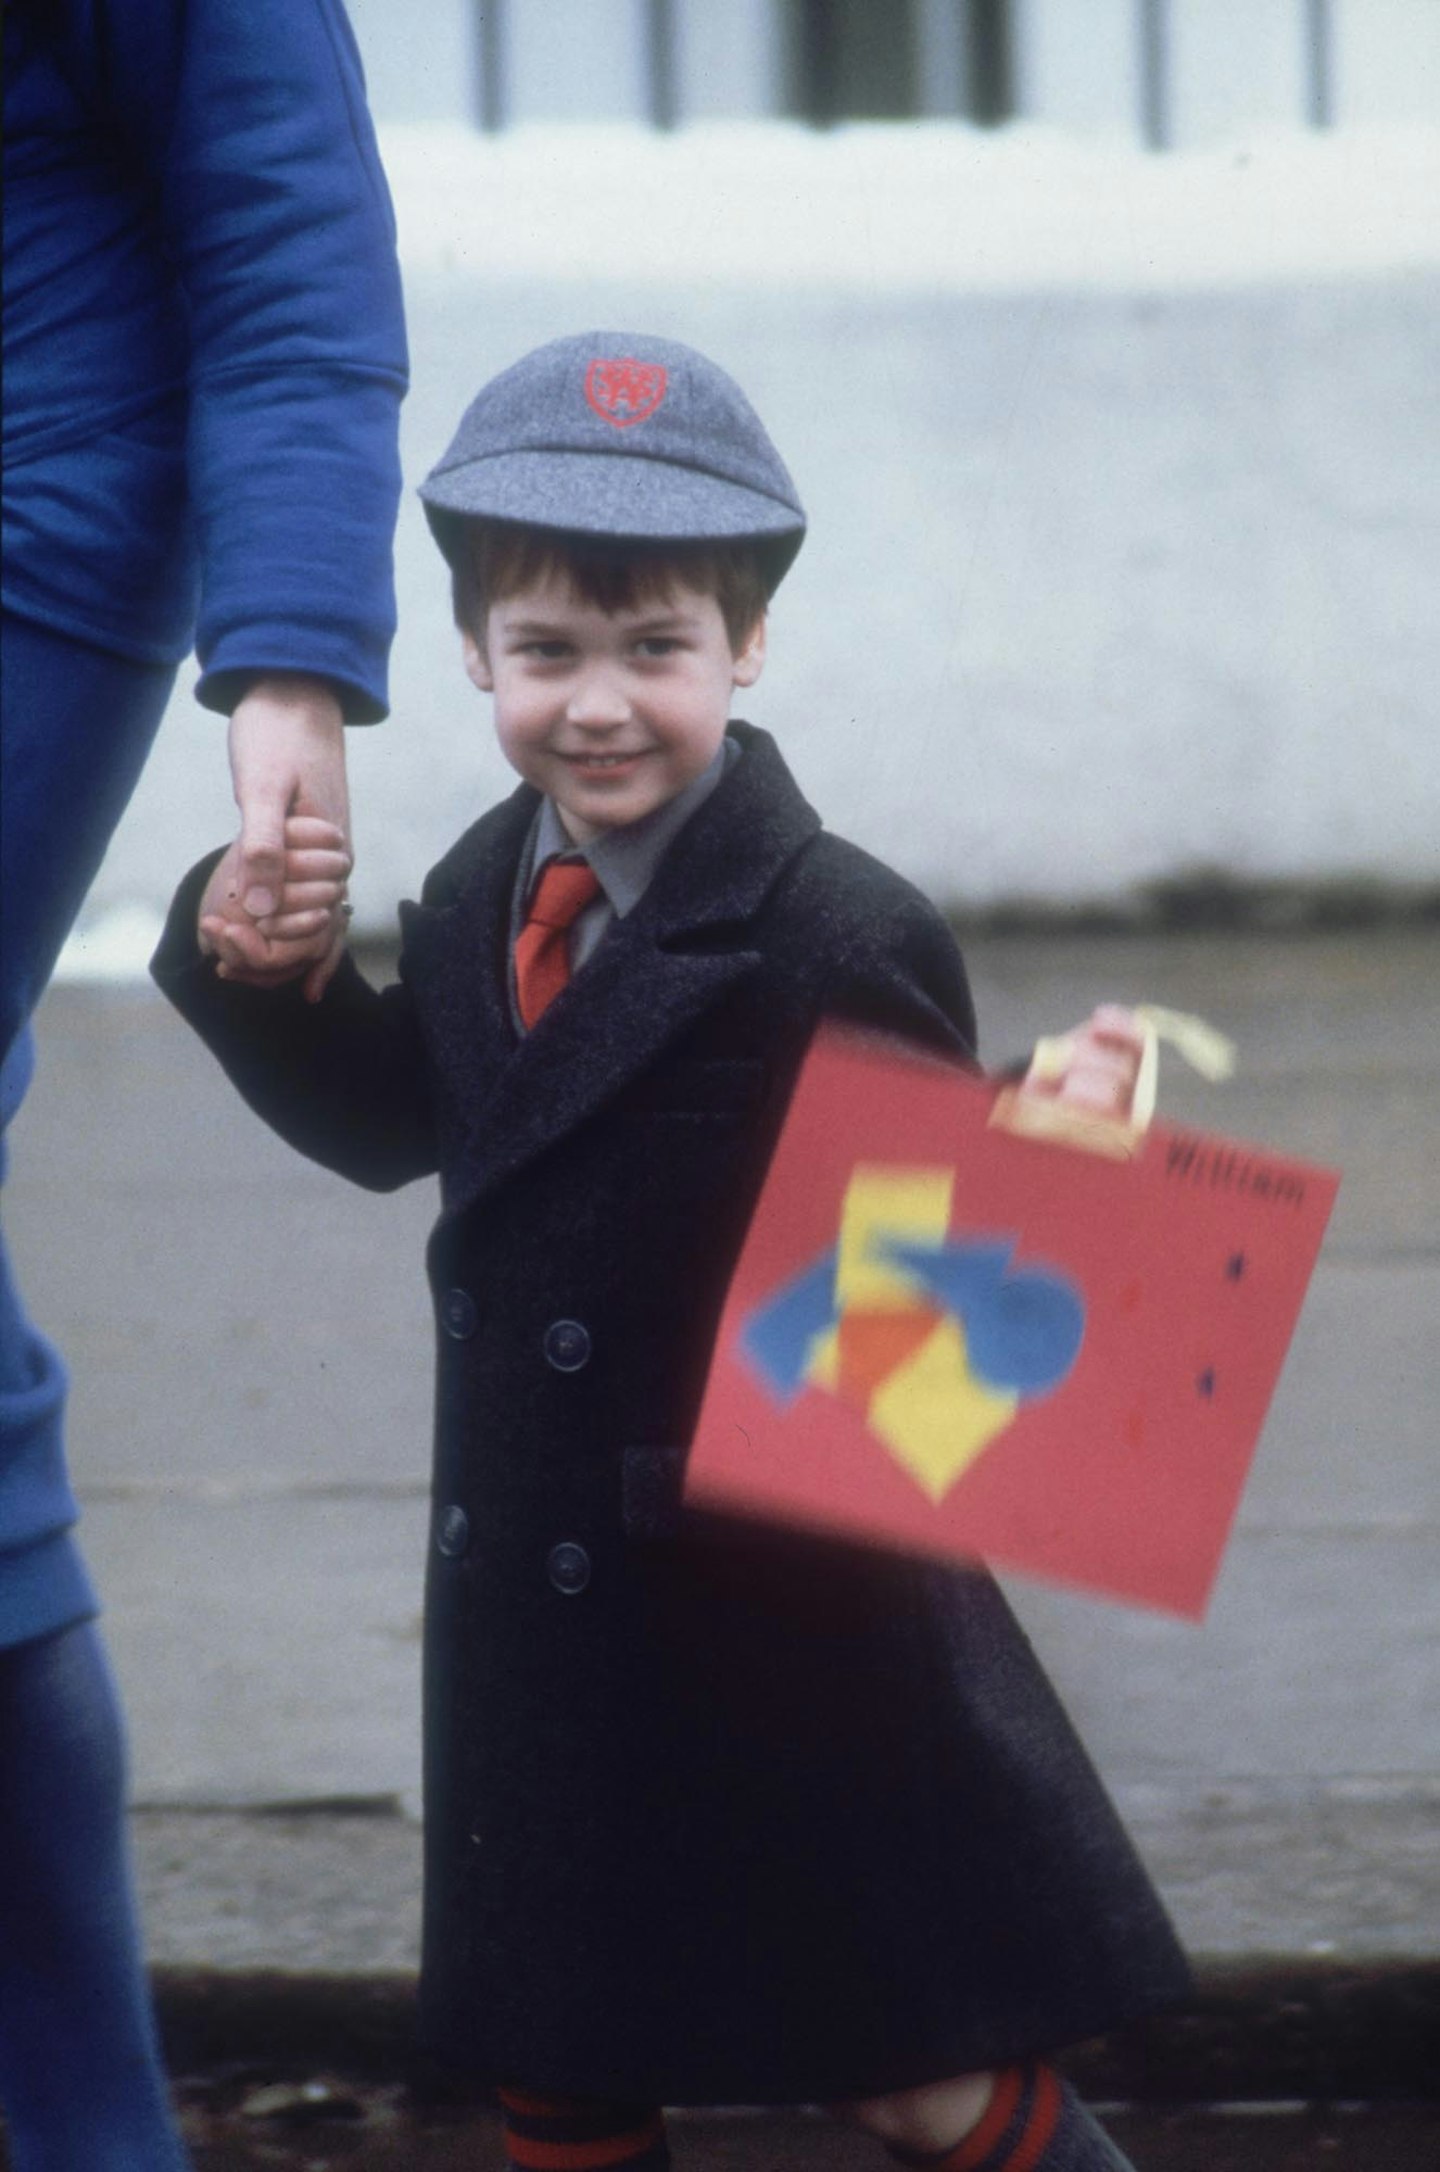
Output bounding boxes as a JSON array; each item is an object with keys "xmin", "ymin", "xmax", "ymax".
[{"xmin": 419, "ymin": 331, "xmax": 807, "ymax": 592}]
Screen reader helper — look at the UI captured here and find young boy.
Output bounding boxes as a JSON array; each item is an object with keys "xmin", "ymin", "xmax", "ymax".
[{"xmin": 153, "ymin": 334, "xmax": 1186, "ymax": 2172}]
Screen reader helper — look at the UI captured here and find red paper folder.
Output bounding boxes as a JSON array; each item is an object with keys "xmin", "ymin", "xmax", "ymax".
[{"xmin": 687, "ymin": 1025, "xmax": 1339, "ymax": 1618}]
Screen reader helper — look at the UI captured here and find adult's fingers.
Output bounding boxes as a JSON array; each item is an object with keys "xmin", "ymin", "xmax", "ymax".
[
  {"xmin": 229, "ymin": 677, "xmax": 348, "ymax": 918},
  {"xmin": 283, "ymin": 814, "xmax": 351, "ymax": 853},
  {"xmin": 273, "ymin": 881, "xmax": 346, "ymax": 916},
  {"xmin": 280, "ymin": 853, "xmax": 351, "ymax": 892}
]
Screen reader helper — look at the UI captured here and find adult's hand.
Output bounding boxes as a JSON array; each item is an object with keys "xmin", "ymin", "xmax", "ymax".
[
  {"xmin": 223, "ymin": 674, "xmax": 354, "ymax": 999},
  {"xmin": 229, "ymin": 674, "xmax": 348, "ymax": 910}
]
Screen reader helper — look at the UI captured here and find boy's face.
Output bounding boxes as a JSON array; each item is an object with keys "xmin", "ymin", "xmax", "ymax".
[{"xmin": 463, "ymin": 566, "xmax": 765, "ymax": 844}]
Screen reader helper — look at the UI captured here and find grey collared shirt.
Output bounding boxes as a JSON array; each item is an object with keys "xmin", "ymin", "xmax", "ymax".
[{"xmin": 507, "ymin": 734, "xmax": 738, "ymax": 1032}]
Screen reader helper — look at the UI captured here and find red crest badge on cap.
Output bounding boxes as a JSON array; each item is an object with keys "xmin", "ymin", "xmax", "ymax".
[{"xmin": 584, "ymin": 358, "xmax": 668, "ymax": 429}]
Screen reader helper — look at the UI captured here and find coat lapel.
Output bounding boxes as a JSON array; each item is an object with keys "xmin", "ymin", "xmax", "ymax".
[{"xmin": 404, "ymin": 727, "xmax": 821, "ymax": 1220}]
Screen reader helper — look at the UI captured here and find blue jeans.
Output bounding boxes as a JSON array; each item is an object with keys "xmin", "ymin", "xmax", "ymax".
[
  {"xmin": 1, "ymin": 609, "xmax": 177, "ymax": 1637},
  {"xmin": 0, "ymin": 1623, "xmax": 189, "ymax": 2170},
  {"xmin": 1, "ymin": 611, "xmax": 188, "ymax": 2165}
]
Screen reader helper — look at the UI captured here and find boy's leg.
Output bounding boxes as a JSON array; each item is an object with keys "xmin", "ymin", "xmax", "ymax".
[
  {"xmin": 843, "ymin": 2065, "xmax": 1136, "ymax": 2172},
  {"xmin": 499, "ymin": 2089, "xmax": 669, "ymax": 2172},
  {"xmin": 0, "ymin": 1619, "xmax": 191, "ymax": 2170}
]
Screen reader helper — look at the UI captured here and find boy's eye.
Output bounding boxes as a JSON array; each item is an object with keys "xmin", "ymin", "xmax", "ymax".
[
  {"xmin": 519, "ymin": 640, "xmax": 572, "ymax": 661},
  {"xmin": 635, "ymin": 636, "xmax": 681, "ymax": 658}
]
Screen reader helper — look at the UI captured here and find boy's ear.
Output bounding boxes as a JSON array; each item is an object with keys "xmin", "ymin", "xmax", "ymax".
[
  {"xmin": 731, "ymin": 612, "xmax": 766, "ymax": 689},
  {"xmin": 461, "ymin": 624, "xmax": 494, "ymax": 692}
]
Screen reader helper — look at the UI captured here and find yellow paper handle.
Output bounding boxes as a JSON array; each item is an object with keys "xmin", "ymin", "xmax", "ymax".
[
  {"xmin": 1129, "ymin": 1005, "xmax": 1235, "ymax": 1132},
  {"xmin": 1000, "ymin": 1004, "xmax": 1235, "ymax": 1153},
  {"xmin": 1133, "ymin": 1005, "xmax": 1237, "ymax": 1082}
]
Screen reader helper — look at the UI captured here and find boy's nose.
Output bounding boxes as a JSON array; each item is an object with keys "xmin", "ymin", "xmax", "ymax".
[{"xmin": 566, "ymin": 669, "xmax": 631, "ymax": 727}]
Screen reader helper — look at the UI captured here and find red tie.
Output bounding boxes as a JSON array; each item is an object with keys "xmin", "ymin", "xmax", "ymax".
[{"xmin": 514, "ymin": 859, "xmax": 602, "ymax": 1029}]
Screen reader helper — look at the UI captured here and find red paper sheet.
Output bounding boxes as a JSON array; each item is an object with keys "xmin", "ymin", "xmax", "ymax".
[{"xmin": 687, "ymin": 1025, "xmax": 1339, "ymax": 1618}]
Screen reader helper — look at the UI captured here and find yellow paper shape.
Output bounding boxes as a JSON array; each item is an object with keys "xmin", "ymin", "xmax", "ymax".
[
  {"xmin": 834, "ymin": 1166, "xmax": 954, "ymax": 1310},
  {"xmin": 806, "ymin": 1323, "xmax": 840, "ymax": 1391},
  {"xmin": 868, "ymin": 1314, "xmax": 1019, "ymax": 1505}
]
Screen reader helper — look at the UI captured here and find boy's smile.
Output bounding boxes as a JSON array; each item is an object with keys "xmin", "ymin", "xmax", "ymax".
[{"xmin": 464, "ymin": 568, "xmax": 765, "ymax": 844}]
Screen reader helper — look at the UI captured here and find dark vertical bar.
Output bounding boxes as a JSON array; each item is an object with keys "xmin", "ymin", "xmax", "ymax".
[
  {"xmin": 917, "ymin": 0, "xmax": 966, "ymax": 118},
  {"xmin": 647, "ymin": 0, "xmax": 679, "ymax": 129},
  {"xmin": 793, "ymin": 0, "xmax": 842, "ymax": 127},
  {"xmin": 477, "ymin": 0, "xmax": 506, "ymax": 132},
  {"xmin": 1305, "ymin": 0, "xmax": 1334, "ymax": 128},
  {"xmin": 966, "ymin": 0, "xmax": 1014, "ymax": 126},
  {"xmin": 1137, "ymin": 0, "xmax": 1169, "ymax": 150}
]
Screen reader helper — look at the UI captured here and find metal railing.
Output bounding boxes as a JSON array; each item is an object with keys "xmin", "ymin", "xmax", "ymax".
[{"xmin": 349, "ymin": 0, "xmax": 1438, "ymax": 142}]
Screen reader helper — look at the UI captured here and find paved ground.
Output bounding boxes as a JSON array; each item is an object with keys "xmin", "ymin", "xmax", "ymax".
[
  {"xmin": 4, "ymin": 929, "xmax": 1438, "ymax": 2123},
  {"xmin": 165, "ymin": 2095, "xmax": 1440, "ymax": 2171}
]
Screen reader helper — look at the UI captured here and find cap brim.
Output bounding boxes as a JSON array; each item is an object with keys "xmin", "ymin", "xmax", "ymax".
[{"xmin": 422, "ymin": 448, "xmax": 804, "ymax": 560}]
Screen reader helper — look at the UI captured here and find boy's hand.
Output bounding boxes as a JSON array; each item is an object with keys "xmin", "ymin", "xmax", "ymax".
[
  {"xmin": 198, "ymin": 815, "xmax": 353, "ymax": 1002},
  {"xmin": 1020, "ymin": 1004, "xmax": 1146, "ymax": 1122}
]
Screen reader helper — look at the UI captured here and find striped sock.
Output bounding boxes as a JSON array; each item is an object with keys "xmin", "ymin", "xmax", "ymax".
[
  {"xmin": 898, "ymin": 2064, "xmax": 1134, "ymax": 2172},
  {"xmin": 498, "ymin": 2089, "xmax": 670, "ymax": 2172}
]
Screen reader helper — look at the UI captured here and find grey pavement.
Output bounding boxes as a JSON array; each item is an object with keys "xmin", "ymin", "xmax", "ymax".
[{"xmin": 4, "ymin": 929, "xmax": 1439, "ymax": 2079}]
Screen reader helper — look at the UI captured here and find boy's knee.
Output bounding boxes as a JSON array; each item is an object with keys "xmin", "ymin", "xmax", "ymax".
[{"xmin": 834, "ymin": 2070, "xmax": 996, "ymax": 2156}]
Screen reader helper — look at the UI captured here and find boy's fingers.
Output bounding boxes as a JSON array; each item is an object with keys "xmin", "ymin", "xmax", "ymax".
[
  {"xmin": 1088, "ymin": 1003, "xmax": 1145, "ymax": 1047},
  {"xmin": 209, "ymin": 920, "xmax": 276, "ymax": 974},
  {"xmin": 204, "ymin": 912, "xmax": 327, "ymax": 974},
  {"xmin": 1058, "ymin": 1063, "xmax": 1134, "ymax": 1115},
  {"xmin": 302, "ymin": 923, "xmax": 349, "ymax": 1004},
  {"xmin": 1072, "ymin": 1039, "xmax": 1136, "ymax": 1078}
]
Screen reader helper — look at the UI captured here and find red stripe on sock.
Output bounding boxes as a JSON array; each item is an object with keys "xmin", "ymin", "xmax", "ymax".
[
  {"xmin": 504, "ymin": 2119, "xmax": 665, "ymax": 2171},
  {"xmin": 1006, "ymin": 2067, "xmax": 1064, "ymax": 2172},
  {"xmin": 943, "ymin": 2066, "xmax": 1026, "ymax": 2170}
]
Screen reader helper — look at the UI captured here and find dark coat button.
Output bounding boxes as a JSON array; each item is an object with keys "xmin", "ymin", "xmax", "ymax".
[
  {"xmin": 543, "ymin": 1319, "xmax": 591, "ymax": 1372},
  {"xmin": 441, "ymin": 1288, "xmax": 478, "ymax": 1340},
  {"xmin": 436, "ymin": 1505, "xmax": 470, "ymax": 1558},
  {"xmin": 547, "ymin": 1541, "xmax": 591, "ymax": 1595}
]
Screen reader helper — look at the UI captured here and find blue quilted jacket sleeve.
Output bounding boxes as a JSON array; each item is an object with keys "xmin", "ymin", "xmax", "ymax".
[{"xmin": 20, "ymin": 0, "xmax": 410, "ymax": 719}]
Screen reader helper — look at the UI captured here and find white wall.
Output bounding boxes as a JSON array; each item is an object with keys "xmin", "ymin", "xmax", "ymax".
[
  {"xmin": 65, "ymin": 123, "xmax": 1440, "ymax": 962},
  {"xmin": 1336, "ymin": 0, "xmax": 1440, "ymax": 127}
]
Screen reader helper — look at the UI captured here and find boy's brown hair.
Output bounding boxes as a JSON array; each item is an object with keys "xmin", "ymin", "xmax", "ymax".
[{"xmin": 451, "ymin": 522, "xmax": 771, "ymax": 658}]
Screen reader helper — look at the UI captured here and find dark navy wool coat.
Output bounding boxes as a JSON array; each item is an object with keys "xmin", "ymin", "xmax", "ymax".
[{"xmin": 153, "ymin": 726, "xmax": 1188, "ymax": 2103}]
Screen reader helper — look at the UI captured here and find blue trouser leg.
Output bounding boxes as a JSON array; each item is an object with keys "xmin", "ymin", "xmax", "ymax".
[
  {"xmin": 0, "ymin": 1623, "xmax": 190, "ymax": 2171},
  {"xmin": 1, "ymin": 610, "xmax": 178, "ymax": 1631},
  {"xmin": 1, "ymin": 613, "xmax": 188, "ymax": 2164},
  {"xmin": 1, "ymin": 610, "xmax": 179, "ymax": 1066}
]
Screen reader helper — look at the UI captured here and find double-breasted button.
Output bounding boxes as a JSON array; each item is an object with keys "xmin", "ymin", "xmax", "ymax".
[
  {"xmin": 547, "ymin": 1540, "xmax": 592, "ymax": 1595},
  {"xmin": 543, "ymin": 1318, "xmax": 591, "ymax": 1372},
  {"xmin": 440, "ymin": 1288, "xmax": 478, "ymax": 1341},
  {"xmin": 436, "ymin": 1505, "xmax": 470, "ymax": 1558}
]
